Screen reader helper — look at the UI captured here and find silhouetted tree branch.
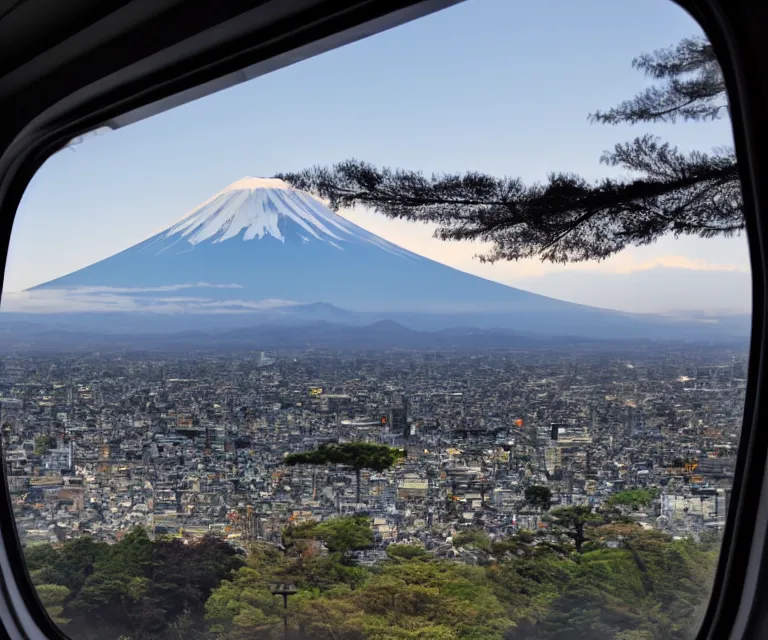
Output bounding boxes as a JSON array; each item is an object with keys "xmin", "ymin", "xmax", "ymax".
[{"xmin": 278, "ymin": 36, "xmax": 742, "ymax": 264}]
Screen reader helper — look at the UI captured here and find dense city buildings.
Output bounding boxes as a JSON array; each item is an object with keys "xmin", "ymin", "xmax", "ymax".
[{"xmin": 1, "ymin": 346, "xmax": 744, "ymax": 555}]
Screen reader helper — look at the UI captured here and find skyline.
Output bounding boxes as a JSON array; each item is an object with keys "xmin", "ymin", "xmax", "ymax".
[{"xmin": 2, "ymin": 0, "xmax": 750, "ymax": 315}]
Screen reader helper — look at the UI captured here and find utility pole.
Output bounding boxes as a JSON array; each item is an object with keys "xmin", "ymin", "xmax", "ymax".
[{"xmin": 270, "ymin": 583, "xmax": 297, "ymax": 640}]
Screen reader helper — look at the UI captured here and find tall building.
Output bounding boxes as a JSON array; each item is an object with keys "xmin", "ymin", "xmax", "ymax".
[
  {"xmin": 545, "ymin": 446, "xmax": 562, "ymax": 476},
  {"xmin": 626, "ymin": 405, "xmax": 634, "ymax": 436},
  {"xmin": 389, "ymin": 393, "xmax": 410, "ymax": 438},
  {"xmin": 633, "ymin": 408, "xmax": 646, "ymax": 435},
  {"xmin": 551, "ymin": 423, "xmax": 566, "ymax": 441}
]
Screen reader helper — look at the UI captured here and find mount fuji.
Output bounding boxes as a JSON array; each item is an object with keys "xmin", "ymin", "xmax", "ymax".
[{"xmin": 8, "ymin": 177, "xmax": 748, "ymax": 341}]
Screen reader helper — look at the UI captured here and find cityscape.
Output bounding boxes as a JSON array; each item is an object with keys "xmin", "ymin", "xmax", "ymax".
[
  {"xmin": 0, "ymin": 343, "xmax": 745, "ymax": 639},
  {"xmin": 0, "ymin": 13, "xmax": 747, "ymax": 637}
]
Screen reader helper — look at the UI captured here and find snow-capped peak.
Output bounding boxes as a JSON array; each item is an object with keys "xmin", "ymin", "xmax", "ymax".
[
  {"xmin": 167, "ymin": 177, "xmax": 293, "ymax": 227},
  {"xmin": 223, "ymin": 176, "xmax": 292, "ymax": 192},
  {"xmin": 152, "ymin": 177, "xmax": 414, "ymax": 259}
]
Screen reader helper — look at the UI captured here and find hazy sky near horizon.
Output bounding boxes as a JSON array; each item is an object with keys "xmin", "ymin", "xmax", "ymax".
[{"xmin": 3, "ymin": 0, "xmax": 751, "ymax": 314}]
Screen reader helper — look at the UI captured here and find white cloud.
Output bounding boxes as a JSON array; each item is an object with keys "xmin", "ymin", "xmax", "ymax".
[
  {"xmin": 30, "ymin": 282, "xmax": 245, "ymax": 294},
  {"xmin": 511, "ymin": 268, "xmax": 751, "ymax": 314},
  {"xmin": 337, "ymin": 205, "xmax": 749, "ymax": 278},
  {"xmin": 547, "ymin": 253, "xmax": 749, "ymax": 276},
  {"xmin": 336, "ymin": 205, "xmax": 750, "ymax": 307},
  {"xmin": 0, "ymin": 288, "xmax": 298, "ymax": 314}
]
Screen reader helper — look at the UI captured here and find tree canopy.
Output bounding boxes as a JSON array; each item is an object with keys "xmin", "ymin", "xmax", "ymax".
[
  {"xmin": 285, "ymin": 442, "xmax": 406, "ymax": 503},
  {"xmin": 26, "ymin": 518, "xmax": 718, "ymax": 640},
  {"xmin": 549, "ymin": 505, "xmax": 605, "ymax": 553},
  {"xmin": 284, "ymin": 514, "xmax": 375, "ymax": 557},
  {"xmin": 279, "ymin": 36, "xmax": 741, "ymax": 264},
  {"xmin": 205, "ymin": 520, "xmax": 717, "ymax": 640},
  {"xmin": 524, "ymin": 485, "xmax": 553, "ymax": 512},
  {"xmin": 26, "ymin": 528, "xmax": 244, "ymax": 639},
  {"xmin": 607, "ymin": 488, "xmax": 659, "ymax": 510},
  {"xmin": 285, "ymin": 442, "xmax": 406, "ymax": 472}
]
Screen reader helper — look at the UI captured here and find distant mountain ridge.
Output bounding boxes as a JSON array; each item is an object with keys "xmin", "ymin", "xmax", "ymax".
[{"xmin": 0, "ymin": 318, "xmax": 749, "ymax": 354}]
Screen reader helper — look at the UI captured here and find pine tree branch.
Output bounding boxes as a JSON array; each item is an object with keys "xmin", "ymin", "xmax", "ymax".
[
  {"xmin": 278, "ymin": 35, "xmax": 743, "ymax": 265},
  {"xmin": 278, "ymin": 143, "xmax": 742, "ymax": 264},
  {"xmin": 632, "ymin": 37, "xmax": 719, "ymax": 79},
  {"xmin": 590, "ymin": 37, "xmax": 726, "ymax": 125}
]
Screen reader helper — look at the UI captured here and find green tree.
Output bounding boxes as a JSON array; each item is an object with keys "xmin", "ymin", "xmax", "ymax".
[
  {"xmin": 282, "ymin": 520, "xmax": 322, "ymax": 554},
  {"xmin": 452, "ymin": 528, "xmax": 492, "ymax": 554},
  {"xmin": 549, "ymin": 506, "xmax": 603, "ymax": 554},
  {"xmin": 524, "ymin": 485, "xmax": 553, "ymax": 512},
  {"xmin": 606, "ymin": 489, "xmax": 658, "ymax": 511},
  {"xmin": 280, "ymin": 36, "xmax": 739, "ymax": 265},
  {"xmin": 299, "ymin": 554, "xmax": 369, "ymax": 590},
  {"xmin": 66, "ymin": 527, "xmax": 155, "ymax": 637},
  {"xmin": 293, "ymin": 591, "xmax": 365, "ymax": 640},
  {"xmin": 534, "ymin": 525, "xmax": 717, "ymax": 639},
  {"xmin": 386, "ymin": 544, "xmax": 432, "ymax": 562},
  {"xmin": 35, "ymin": 584, "xmax": 71, "ymax": 626},
  {"xmin": 284, "ymin": 515, "xmax": 375, "ymax": 562},
  {"xmin": 24, "ymin": 517, "xmax": 721, "ymax": 640},
  {"xmin": 314, "ymin": 515, "xmax": 375, "ymax": 556},
  {"xmin": 487, "ymin": 550, "xmax": 572, "ymax": 631},
  {"xmin": 33, "ymin": 434, "xmax": 57, "ymax": 456},
  {"xmin": 285, "ymin": 442, "xmax": 405, "ymax": 503},
  {"xmin": 147, "ymin": 535, "xmax": 245, "ymax": 632},
  {"xmin": 27, "ymin": 528, "xmax": 244, "ymax": 639},
  {"xmin": 26, "ymin": 537, "xmax": 109, "ymax": 593},
  {"xmin": 355, "ymin": 561, "xmax": 511, "ymax": 640},
  {"xmin": 204, "ymin": 568, "xmax": 284, "ymax": 639}
]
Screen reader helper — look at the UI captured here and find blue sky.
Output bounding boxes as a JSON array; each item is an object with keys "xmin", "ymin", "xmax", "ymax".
[{"xmin": 3, "ymin": 0, "xmax": 750, "ymax": 314}]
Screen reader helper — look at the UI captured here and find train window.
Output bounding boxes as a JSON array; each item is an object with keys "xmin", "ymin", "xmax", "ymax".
[{"xmin": 1, "ymin": 1, "xmax": 747, "ymax": 639}]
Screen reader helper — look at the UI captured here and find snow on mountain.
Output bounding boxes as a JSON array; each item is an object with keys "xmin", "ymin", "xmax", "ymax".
[
  {"xmin": 15, "ymin": 177, "xmax": 747, "ymax": 340},
  {"xmin": 146, "ymin": 177, "xmax": 413, "ymax": 258}
]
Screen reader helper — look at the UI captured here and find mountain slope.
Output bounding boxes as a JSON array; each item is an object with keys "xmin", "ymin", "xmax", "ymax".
[
  {"xmin": 33, "ymin": 177, "xmax": 573, "ymax": 313},
  {"xmin": 20, "ymin": 177, "xmax": 745, "ymax": 340}
]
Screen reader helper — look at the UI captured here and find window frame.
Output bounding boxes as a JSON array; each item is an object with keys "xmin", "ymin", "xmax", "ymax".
[{"xmin": 0, "ymin": 0, "xmax": 765, "ymax": 638}]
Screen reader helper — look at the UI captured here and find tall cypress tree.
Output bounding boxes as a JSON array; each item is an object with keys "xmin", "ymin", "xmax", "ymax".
[{"xmin": 279, "ymin": 37, "xmax": 741, "ymax": 264}]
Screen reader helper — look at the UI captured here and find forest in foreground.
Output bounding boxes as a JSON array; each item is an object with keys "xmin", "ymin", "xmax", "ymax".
[{"xmin": 24, "ymin": 509, "xmax": 718, "ymax": 640}]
